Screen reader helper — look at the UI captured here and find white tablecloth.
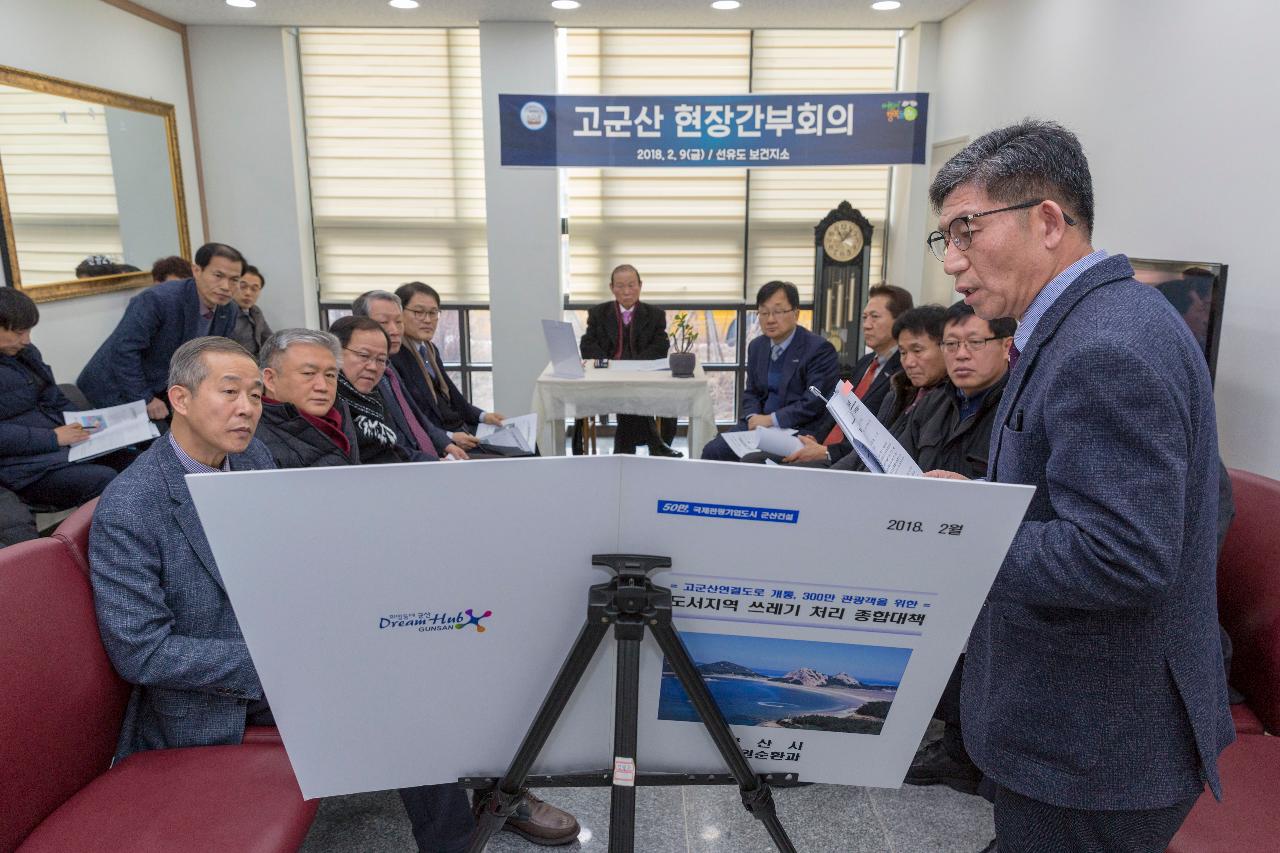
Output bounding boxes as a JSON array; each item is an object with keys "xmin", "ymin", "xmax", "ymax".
[{"xmin": 531, "ymin": 363, "xmax": 717, "ymax": 456}]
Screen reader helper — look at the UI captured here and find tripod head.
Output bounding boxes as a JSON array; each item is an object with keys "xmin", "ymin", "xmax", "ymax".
[
  {"xmin": 590, "ymin": 554, "xmax": 671, "ymax": 618},
  {"xmin": 591, "ymin": 553, "xmax": 671, "ymax": 578}
]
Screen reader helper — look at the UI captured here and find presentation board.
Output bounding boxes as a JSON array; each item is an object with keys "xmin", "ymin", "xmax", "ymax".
[{"xmin": 187, "ymin": 456, "xmax": 1032, "ymax": 800}]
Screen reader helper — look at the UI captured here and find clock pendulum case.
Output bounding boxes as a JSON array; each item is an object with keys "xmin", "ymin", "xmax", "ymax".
[{"xmin": 813, "ymin": 201, "xmax": 874, "ymax": 378}]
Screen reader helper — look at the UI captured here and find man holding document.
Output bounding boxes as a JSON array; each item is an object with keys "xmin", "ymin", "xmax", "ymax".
[
  {"xmin": 924, "ymin": 120, "xmax": 1231, "ymax": 851},
  {"xmin": 0, "ymin": 288, "xmax": 119, "ymax": 513}
]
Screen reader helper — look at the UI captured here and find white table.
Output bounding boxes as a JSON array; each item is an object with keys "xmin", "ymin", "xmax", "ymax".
[{"xmin": 531, "ymin": 362, "xmax": 718, "ymax": 456}]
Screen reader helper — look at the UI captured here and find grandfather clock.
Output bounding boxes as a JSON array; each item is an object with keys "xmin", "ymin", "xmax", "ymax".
[{"xmin": 813, "ymin": 201, "xmax": 874, "ymax": 376}]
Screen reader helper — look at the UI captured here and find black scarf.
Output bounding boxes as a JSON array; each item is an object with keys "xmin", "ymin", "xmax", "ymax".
[{"xmin": 336, "ymin": 373, "xmax": 399, "ymax": 457}]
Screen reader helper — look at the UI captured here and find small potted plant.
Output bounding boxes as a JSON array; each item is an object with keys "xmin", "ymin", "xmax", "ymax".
[{"xmin": 668, "ymin": 312, "xmax": 698, "ymax": 377}]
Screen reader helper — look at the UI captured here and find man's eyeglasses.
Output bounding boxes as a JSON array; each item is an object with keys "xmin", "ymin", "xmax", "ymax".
[
  {"xmin": 940, "ymin": 336, "xmax": 1008, "ymax": 354},
  {"xmin": 343, "ymin": 348, "xmax": 389, "ymax": 368},
  {"xmin": 757, "ymin": 308, "xmax": 797, "ymax": 319},
  {"xmin": 926, "ymin": 199, "xmax": 1077, "ymax": 262},
  {"xmin": 405, "ymin": 307, "xmax": 440, "ymax": 320}
]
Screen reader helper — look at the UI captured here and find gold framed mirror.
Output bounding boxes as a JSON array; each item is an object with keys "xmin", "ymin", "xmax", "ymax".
[{"xmin": 0, "ymin": 64, "xmax": 190, "ymax": 302}]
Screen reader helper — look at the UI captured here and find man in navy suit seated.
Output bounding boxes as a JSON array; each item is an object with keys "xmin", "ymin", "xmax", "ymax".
[
  {"xmin": 925, "ymin": 120, "xmax": 1232, "ymax": 852},
  {"xmin": 394, "ymin": 282, "xmax": 507, "ymax": 444},
  {"xmin": 355, "ymin": 290, "xmax": 482, "ymax": 459},
  {"xmin": 700, "ymin": 281, "xmax": 838, "ymax": 461},
  {"xmin": 748, "ymin": 283, "xmax": 912, "ymax": 468},
  {"xmin": 78, "ymin": 242, "xmax": 244, "ymax": 419}
]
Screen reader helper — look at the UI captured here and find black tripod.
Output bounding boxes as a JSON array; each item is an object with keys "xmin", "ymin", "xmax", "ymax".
[{"xmin": 461, "ymin": 554, "xmax": 798, "ymax": 853}]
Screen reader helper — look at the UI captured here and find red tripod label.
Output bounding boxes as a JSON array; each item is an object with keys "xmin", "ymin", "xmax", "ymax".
[{"xmin": 612, "ymin": 756, "xmax": 636, "ymax": 787}]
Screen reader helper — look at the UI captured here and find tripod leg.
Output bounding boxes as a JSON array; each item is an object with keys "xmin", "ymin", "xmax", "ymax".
[
  {"xmin": 609, "ymin": 621, "xmax": 643, "ymax": 853},
  {"xmin": 467, "ymin": 618, "xmax": 610, "ymax": 852},
  {"xmin": 649, "ymin": 621, "xmax": 798, "ymax": 853}
]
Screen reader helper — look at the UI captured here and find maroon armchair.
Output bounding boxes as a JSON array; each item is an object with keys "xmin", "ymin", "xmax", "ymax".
[
  {"xmin": 1168, "ymin": 468, "xmax": 1280, "ymax": 853},
  {"xmin": 0, "ymin": 535, "xmax": 316, "ymax": 851}
]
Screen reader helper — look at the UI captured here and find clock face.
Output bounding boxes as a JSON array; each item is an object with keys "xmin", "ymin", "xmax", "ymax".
[{"xmin": 823, "ymin": 219, "xmax": 864, "ymax": 263}]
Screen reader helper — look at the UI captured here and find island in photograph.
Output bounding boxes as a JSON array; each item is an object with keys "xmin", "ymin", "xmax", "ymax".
[{"xmin": 658, "ymin": 631, "xmax": 912, "ymax": 735}]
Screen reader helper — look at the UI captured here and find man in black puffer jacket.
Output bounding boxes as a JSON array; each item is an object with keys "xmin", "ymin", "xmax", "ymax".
[
  {"xmin": 0, "ymin": 288, "xmax": 118, "ymax": 511},
  {"xmin": 255, "ymin": 329, "xmax": 360, "ymax": 468}
]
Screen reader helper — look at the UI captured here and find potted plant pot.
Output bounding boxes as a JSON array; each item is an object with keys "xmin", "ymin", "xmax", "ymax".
[{"xmin": 669, "ymin": 351, "xmax": 695, "ymax": 377}]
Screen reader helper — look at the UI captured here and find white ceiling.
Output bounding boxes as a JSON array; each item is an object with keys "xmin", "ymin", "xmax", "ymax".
[{"xmin": 127, "ymin": 0, "xmax": 973, "ymax": 29}]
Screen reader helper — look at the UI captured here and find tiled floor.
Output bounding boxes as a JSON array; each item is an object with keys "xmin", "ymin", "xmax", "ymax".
[{"xmin": 301, "ymin": 780, "xmax": 994, "ymax": 852}]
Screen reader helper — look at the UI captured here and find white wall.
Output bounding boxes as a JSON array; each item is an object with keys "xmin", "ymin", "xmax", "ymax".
[
  {"xmin": 187, "ymin": 25, "xmax": 318, "ymax": 331},
  {"xmin": 930, "ymin": 0, "xmax": 1280, "ymax": 477},
  {"xmin": 886, "ymin": 22, "xmax": 940, "ymax": 300},
  {"xmin": 0, "ymin": 0, "xmax": 203, "ymax": 379},
  {"xmin": 478, "ymin": 22, "xmax": 563, "ymax": 414}
]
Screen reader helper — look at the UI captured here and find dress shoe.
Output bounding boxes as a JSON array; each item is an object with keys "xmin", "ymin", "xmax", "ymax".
[
  {"xmin": 646, "ymin": 441, "xmax": 683, "ymax": 458},
  {"xmin": 904, "ymin": 738, "xmax": 982, "ymax": 795},
  {"xmin": 476, "ymin": 790, "xmax": 580, "ymax": 847}
]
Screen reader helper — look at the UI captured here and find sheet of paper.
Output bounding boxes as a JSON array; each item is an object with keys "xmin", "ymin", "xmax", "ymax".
[
  {"xmin": 824, "ymin": 387, "xmax": 922, "ymax": 477},
  {"xmin": 541, "ymin": 320, "xmax": 585, "ymax": 379},
  {"xmin": 604, "ymin": 358, "xmax": 671, "ymax": 372},
  {"xmin": 718, "ymin": 427, "xmax": 798, "ymax": 459},
  {"xmin": 64, "ymin": 399, "xmax": 159, "ymax": 462},
  {"xmin": 476, "ymin": 413, "xmax": 538, "ymax": 454},
  {"xmin": 720, "ymin": 430, "xmax": 760, "ymax": 458},
  {"xmin": 755, "ymin": 427, "xmax": 804, "ymax": 457}
]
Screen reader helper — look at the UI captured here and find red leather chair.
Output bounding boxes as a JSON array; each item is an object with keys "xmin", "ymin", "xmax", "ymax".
[
  {"xmin": 1167, "ymin": 468, "xmax": 1280, "ymax": 852},
  {"xmin": 51, "ymin": 498, "xmax": 284, "ymax": 751},
  {"xmin": 1217, "ymin": 469, "xmax": 1280, "ymax": 735},
  {"xmin": 0, "ymin": 537, "xmax": 317, "ymax": 852},
  {"xmin": 51, "ymin": 497, "xmax": 98, "ymax": 576}
]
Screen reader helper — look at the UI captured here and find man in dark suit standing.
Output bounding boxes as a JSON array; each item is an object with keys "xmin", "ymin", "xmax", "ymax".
[
  {"xmin": 700, "ymin": 280, "xmax": 838, "ymax": 461},
  {"xmin": 925, "ymin": 120, "xmax": 1232, "ymax": 851},
  {"xmin": 577, "ymin": 264, "xmax": 679, "ymax": 456},
  {"xmin": 78, "ymin": 242, "xmax": 244, "ymax": 418}
]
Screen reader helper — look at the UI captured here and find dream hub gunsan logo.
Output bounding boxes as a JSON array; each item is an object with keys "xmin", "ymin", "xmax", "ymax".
[
  {"xmin": 379, "ymin": 608, "xmax": 493, "ymax": 634},
  {"xmin": 457, "ymin": 608, "xmax": 492, "ymax": 633}
]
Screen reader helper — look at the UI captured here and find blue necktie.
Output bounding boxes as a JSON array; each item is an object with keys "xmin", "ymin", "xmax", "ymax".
[{"xmin": 419, "ymin": 343, "xmax": 436, "ymax": 378}]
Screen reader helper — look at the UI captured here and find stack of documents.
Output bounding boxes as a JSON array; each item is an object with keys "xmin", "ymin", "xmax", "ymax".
[
  {"xmin": 814, "ymin": 382, "xmax": 922, "ymax": 476},
  {"xmin": 475, "ymin": 413, "xmax": 539, "ymax": 454},
  {"xmin": 64, "ymin": 400, "xmax": 160, "ymax": 462}
]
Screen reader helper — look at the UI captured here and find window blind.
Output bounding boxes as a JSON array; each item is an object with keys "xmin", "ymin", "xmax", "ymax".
[
  {"xmin": 562, "ymin": 29, "xmax": 750, "ymax": 305},
  {"xmin": 561, "ymin": 28, "xmax": 899, "ymax": 305},
  {"xmin": 746, "ymin": 29, "xmax": 899, "ymax": 302},
  {"xmin": 299, "ymin": 28, "xmax": 488, "ymax": 304}
]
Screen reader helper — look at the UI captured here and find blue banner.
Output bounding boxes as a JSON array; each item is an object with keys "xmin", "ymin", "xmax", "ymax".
[
  {"xmin": 657, "ymin": 499, "xmax": 799, "ymax": 524},
  {"xmin": 500, "ymin": 93, "xmax": 927, "ymax": 168}
]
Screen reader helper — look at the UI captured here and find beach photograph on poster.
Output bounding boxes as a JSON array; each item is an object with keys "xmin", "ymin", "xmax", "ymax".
[{"xmin": 658, "ymin": 631, "xmax": 912, "ymax": 734}]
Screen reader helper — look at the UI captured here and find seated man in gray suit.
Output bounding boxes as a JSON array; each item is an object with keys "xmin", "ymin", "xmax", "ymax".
[{"xmin": 91, "ymin": 336, "xmax": 274, "ymax": 759}]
